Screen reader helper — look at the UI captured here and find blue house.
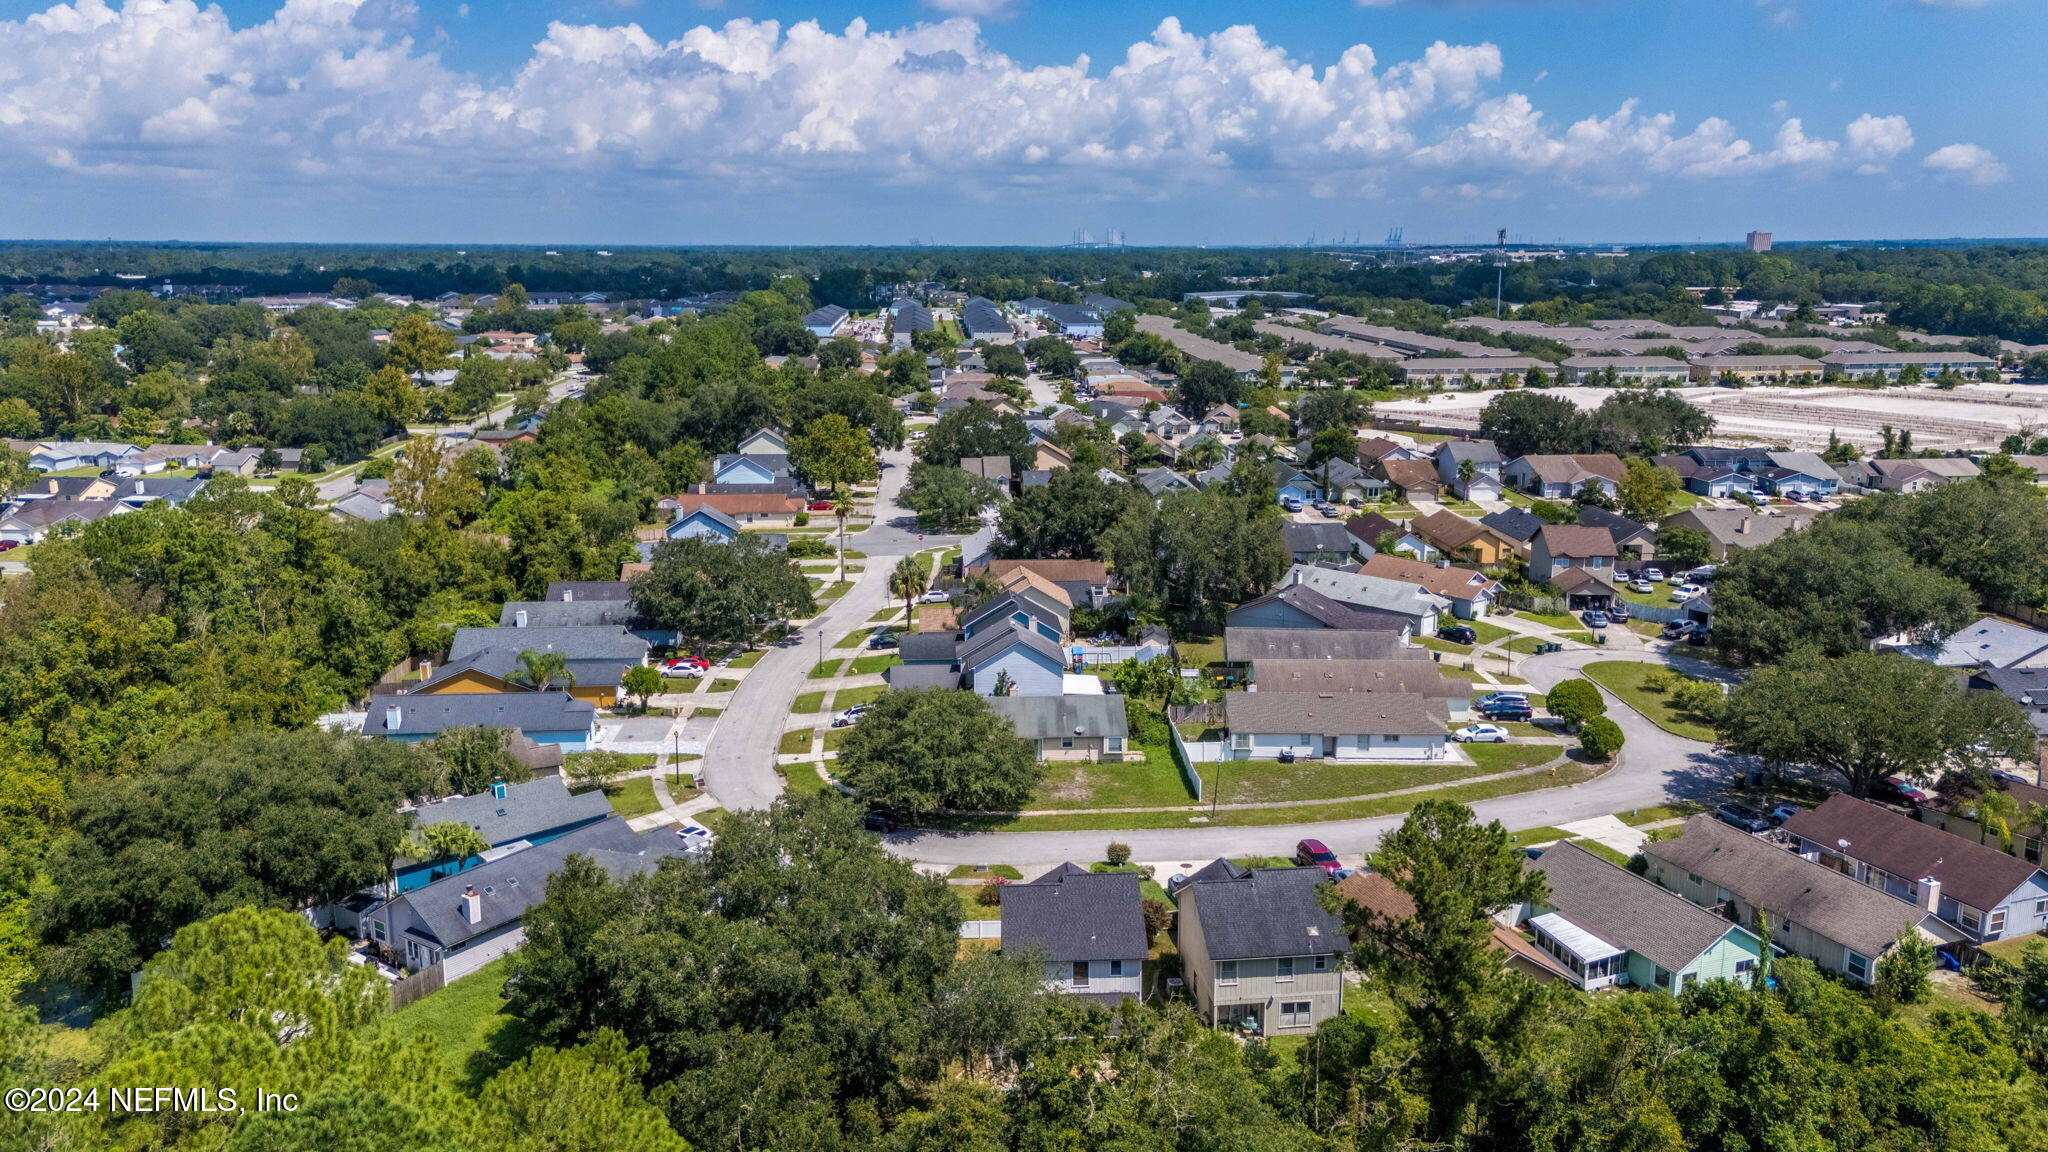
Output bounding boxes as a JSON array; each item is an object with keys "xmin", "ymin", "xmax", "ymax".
[
  {"xmin": 393, "ymin": 776, "xmax": 612, "ymax": 893},
  {"xmin": 666, "ymin": 504, "xmax": 741, "ymax": 543},
  {"xmin": 1271, "ymin": 463, "xmax": 1323, "ymax": 505},
  {"xmin": 1683, "ymin": 468, "xmax": 1756, "ymax": 498},
  {"xmin": 712, "ymin": 453, "xmax": 790, "ymax": 485},
  {"xmin": 737, "ymin": 428, "xmax": 788, "ymax": 455},
  {"xmin": 958, "ymin": 588, "xmax": 1072, "ymax": 696},
  {"xmin": 1754, "ymin": 451, "xmax": 1840, "ymax": 497},
  {"xmin": 802, "ymin": 304, "xmax": 849, "ymax": 338},
  {"xmin": 366, "ymin": 691, "xmax": 597, "ymax": 751}
]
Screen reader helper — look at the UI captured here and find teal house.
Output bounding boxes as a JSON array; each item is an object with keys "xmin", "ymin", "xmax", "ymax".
[{"xmin": 1511, "ymin": 841, "xmax": 1763, "ymax": 995}]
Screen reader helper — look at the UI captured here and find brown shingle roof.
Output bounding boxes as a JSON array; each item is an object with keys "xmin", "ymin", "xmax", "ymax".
[
  {"xmin": 1380, "ymin": 459, "xmax": 1439, "ymax": 491},
  {"xmin": 668, "ymin": 492, "xmax": 804, "ymax": 516},
  {"xmin": 1409, "ymin": 508, "xmax": 1494, "ymax": 551},
  {"xmin": 1537, "ymin": 524, "xmax": 1618, "ymax": 559},
  {"xmin": 1343, "ymin": 512, "xmax": 1408, "ymax": 547},
  {"xmin": 981, "ymin": 558, "xmax": 1110, "ymax": 585},
  {"xmin": 1358, "ymin": 553, "xmax": 1499, "ymax": 601}
]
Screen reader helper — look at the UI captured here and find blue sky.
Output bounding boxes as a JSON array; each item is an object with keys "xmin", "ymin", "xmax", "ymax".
[{"xmin": 0, "ymin": 0, "xmax": 2033, "ymax": 246}]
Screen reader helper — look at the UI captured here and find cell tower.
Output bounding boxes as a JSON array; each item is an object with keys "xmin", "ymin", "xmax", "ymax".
[{"xmin": 1494, "ymin": 228, "xmax": 1509, "ymax": 318}]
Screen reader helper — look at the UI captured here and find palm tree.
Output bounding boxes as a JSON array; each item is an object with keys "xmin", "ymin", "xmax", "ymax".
[
  {"xmin": 834, "ymin": 497, "xmax": 856, "ymax": 584},
  {"xmin": 1457, "ymin": 457, "xmax": 1477, "ymax": 499},
  {"xmin": 510, "ymin": 648, "xmax": 574, "ymax": 692},
  {"xmin": 890, "ymin": 555, "xmax": 926, "ymax": 626}
]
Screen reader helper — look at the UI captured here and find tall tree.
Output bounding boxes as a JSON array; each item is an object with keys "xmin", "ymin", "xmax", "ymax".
[
  {"xmin": 1477, "ymin": 391, "xmax": 1593, "ymax": 457},
  {"xmin": 1710, "ymin": 519, "xmax": 1976, "ymax": 662},
  {"xmin": 835, "ymin": 689, "xmax": 1040, "ymax": 815},
  {"xmin": 631, "ymin": 535, "xmax": 815, "ymax": 654},
  {"xmin": 790, "ymin": 412, "xmax": 879, "ymax": 495}
]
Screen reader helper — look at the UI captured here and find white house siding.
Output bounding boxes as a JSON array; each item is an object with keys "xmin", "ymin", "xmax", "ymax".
[
  {"xmin": 1233, "ymin": 732, "xmax": 1446, "ymax": 762},
  {"xmin": 1042, "ymin": 958, "xmax": 1144, "ymax": 999},
  {"xmin": 442, "ymin": 925, "xmax": 525, "ymax": 980}
]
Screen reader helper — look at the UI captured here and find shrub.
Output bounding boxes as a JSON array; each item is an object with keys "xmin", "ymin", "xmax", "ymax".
[
  {"xmin": 1671, "ymin": 678, "xmax": 1725, "ymax": 723},
  {"xmin": 793, "ymin": 512, "xmax": 811, "ymax": 527},
  {"xmin": 1105, "ymin": 842, "xmax": 1132, "ymax": 867},
  {"xmin": 785, "ymin": 536, "xmax": 834, "ymax": 559},
  {"xmin": 974, "ymin": 877, "xmax": 1008, "ymax": 907},
  {"xmin": 1141, "ymin": 897, "xmax": 1175, "ymax": 942},
  {"xmin": 1642, "ymin": 668, "xmax": 1676, "ymax": 693},
  {"xmin": 1546, "ymin": 678, "xmax": 1607, "ymax": 730},
  {"xmin": 1579, "ymin": 717, "xmax": 1625, "ymax": 760}
]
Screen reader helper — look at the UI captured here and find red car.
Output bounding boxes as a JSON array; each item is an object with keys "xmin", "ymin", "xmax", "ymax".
[
  {"xmin": 1294, "ymin": 838, "xmax": 1341, "ymax": 874},
  {"xmin": 807, "ymin": 500, "xmax": 835, "ymax": 512},
  {"xmin": 662, "ymin": 656, "xmax": 710, "ymax": 672}
]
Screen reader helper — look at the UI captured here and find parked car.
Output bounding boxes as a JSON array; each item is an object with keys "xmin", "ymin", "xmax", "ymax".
[
  {"xmin": 1685, "ymin": 565, "xmax": 1719, "ymax": 582},
  {"xmin": 1629, "ymin": 579, "xmax": 1655, "ymax": 594},
  {"xmin": 1608, "ymin": 601, "xmax": 1631, "ymax": 621},
  {"xmin": 1437, "ymin": 624, "xmax": 1478, "ymax": 645},
  {"xmin": 1640, "ymin": 567, "xmax": 1664, "ymax": 582},
  {"xmin": 1740, "ymin": 491, "xmax": 1769, "ymax": 507},
  {"xmin": 1451, "ymin": 723, "xmax": 1511, "ymax": 743},
  {"xmin": 1479, "ymin": 701, "xmax": 1533, "ymax": 723},
  {"xmin": 1477, "ymin": 691, "xmax": 1529, "ymax": 709},
  {"xmin": 918, "ymin": 589, "xmax": 952, "ymax": 604},
  {"xmin": 660, "ymin": 658, "xmax": 708, "ymax": 678},
  {"xmin": 1294, "ymin": 838, "xmax": 1341, "ymax": 874},
  {"xmin": 862, "ymin": 810, "xmax": 898, "ymax": 834},
  {"xmin": 1785, "ymin": 491, "xmax": 1808, "ymax": 503},
  {"xmin": 1713, "ymin": 802, "xmax": 1772, "ymax": 834},
  {"xmin": 867, "ymin": 630, "xmax": 898, "ymax": 649},
  {"xmin": 1670, "ymin": 582, "xmax": 1705, "ymax": 601},
  {"xmin": 1872, "ymin": 776, "xmax": 1932, "ymax": 806},
  {"xmin": 1279, "ymin": 496, "xmax": 1302, "ymax": 512},
  {"xmin": 1662, "ymin": 620, "xmax": 1702, "ymax": 639},
  {"xmin": 0, "ymin": 541, "xmax": 18, "ymax": 553},
  {"xmin": 1581, "ymin": 610, "xmax": 1610, "ymax": 628},
  {"xmin": 1767, "ymin": 803, "xmax": 1802, "ymax": 826},
  {"xmin": 831, "ymin": 703, "xmax": 874, "ymax": 728},
  {"xmin": 1314, "ymin": 502, "xmax": 1341, "ymax": 518},
  {"xmin": 675, "ymin": 822, "xmax": 715, "ymax": 857},
  {"xmin": 807, "ymin": 500, "xmax": 835, "ymax": 512}
]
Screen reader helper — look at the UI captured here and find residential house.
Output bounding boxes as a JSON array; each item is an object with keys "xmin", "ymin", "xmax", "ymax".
[
  {"xmin": 1576, "ymin": 507, "xmax": 1656, "ymax": 561},
  {"xmin": 363, "ymin": 816, "xmax": 685, "ymax": 980},
  {"xmin": 421, "ymin": 624, "xmax": 652, "ymax": 707},
  {"xmin": 1358, "ymin": 553, "xmax": 1499, "ymax": 620},
  {"xmin": 26, "ymin": 440, "xmax": 139, "ymax": 472},
  {"xmin": 392, "ymin": 776, "xmax": 612, "ymax": 893},
  {"xmin": 117, "ymin": 477, "xmax": 207, "ymax": 508},
  {"xmin": 208, "ymin": 446, "xmax": 304, "ymax": 476},
  {"xmin": 956, "ymin": 587, "xmax": 1072, "ymax": 697},
  {"xmin": 1527, "ymin": 524, "xmax": 1618, "ymax": 585},
  {"xmin": 711, "ymin": 453, "xmax": 791, "ymax": 486},
  {"xmin": 1344, "ymin": 511, "xmax": 1433, "ymax": 560},
  {"xmin": 1477, "ymin": 508, "xmax": 1544, "ymax": 552},
  {"xmin": 0, "ymin": 498, "xmax": 125, "ymax": 544},
  {"xmin": 1270, "ymin": 463, "xmax": 1325, "ymax": 505},
  {"xmin": 1282, "ymin": 521, "xmax": 1357, "ymax": 563},
  {"xmin": 986, "ymin": 696, "xmax": 1131, "ymax": 762},
  {"xmin": 1265, "ymin": 564, "xmax": 1448, "ymax": 639},
  {"xmin": 960, "ymin": 456, "xmax": 1014, "ymax": 491},
  {"xmin": 25, "ymin": 475, "xmax": 116, "ymax": 501},
  {"xmin": 1435, "ymin": 441, "xmax": 1503, "ymax": 500},
  {"xmin": 498, "ymin": 598, "xmax": 637, "ymax": 631},
  {"xmin": 1408, "ymin": 508, "xmax": 1521, "ymax": 566},
  {"xmin": 666, "ymin": 504, "xmax": 742, "ymax": 544},
  {"xmin": 1222, "ymin": 690, "xmax": 1447, "ymax": 762},
  {"xmin": 1223, "ymin": 627, "xmax": 1411, "ymax": 664},
  {"xmin": 1660, "ymin": 508, "xmax": 1807, "ymax": 559},
  {"xmin": 1503, "ymin": 454, "xmax": 1626, "ymax": 501},
  {"xmin": 1044, "ymin": 304, "xmax": 1105, "ymax": 339},
  {"xmin": 1176, "ymin": 864, "xmax": 1348, "ymax": 1034},
  {"xmin": 802, "ymin": 304, "xmax": 850, "ymax": 338},
  {"xmin": 1136, "ymin": 468, "xmax": 1197, "ymax": 498},
  {"xmin": 737, "ymin": 428, "xmax": 789, "ymax": 456},
  {"xmin": 1033, "ymin": 440, "xmax": 1075, "ymax": 472},
  {"xmin": 971, "ymin": 559, "xmax": 1118, "ymax": 610},
  {"xmin": 365, "ymin": 691, "xmax": 597, "ymax": 750},
  {"xmin": 662, "ymin": 491, "xmax": 805, "ymax": 526},
  {"xmin": 1642, "ymin": 815, "xmax": 1956, "ymax": 985},
  {"xmin": 1250, "ymin": 659, "xmax": 1469, "ymax": 720},
  {"xmin": 1357, "ymin": 436, "xmax": 1425, "ymax": 465},
  {"xmin": 1918, "ymin": 776, "xmax": 2048, "ymax": 867},
  {"xmin": 1000, "ymin": 864, "xmax": 1147, "ymax": 1003},
  {"xmin": 1510, "ymin": 842, "xmax": 1763, "ymax": 995},
  {"xmin": 1376, "ymin": 458, "xmax": 1442, "ymax": 502},
  {"xmin": 1201, "ymin": 405, "xmax": 1241, "ymax": 434},
  {"xmin": 1336, "ymin": 871, "xmax": 1574, "ymax": 984},
  {"xmin": 1747, "ymin": 450, "xmax": 1840, "ymax": 498},
  {"xmin": 1781, "ymin": 795, "xmax": 2048, "ymax": 943},
  {"xmin": 1226, "ymin": 579, "xmax": 1425, "ymax": 640},
  {"xmin": 544, "ymin": 580, "xmax": 634, "ymax": 602}
]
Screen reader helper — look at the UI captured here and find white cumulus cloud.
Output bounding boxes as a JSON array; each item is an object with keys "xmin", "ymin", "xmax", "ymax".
[{"xmin": 1923, "ymin": 142, "xmax": 2008, "ymax": 184}]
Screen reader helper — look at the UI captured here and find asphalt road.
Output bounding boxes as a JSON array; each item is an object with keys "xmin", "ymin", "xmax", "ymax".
[{"xmin": 882, "ymin": 648, "xmax": 1744, "ymax": 869}]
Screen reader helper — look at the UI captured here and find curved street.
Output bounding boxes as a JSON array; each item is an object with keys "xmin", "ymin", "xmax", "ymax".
[{"xmin": 697, "ymin": 449, "xmax": 1745, "ymax": 869}]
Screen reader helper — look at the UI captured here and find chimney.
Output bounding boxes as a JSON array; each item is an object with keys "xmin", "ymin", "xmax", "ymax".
[
  {"xmin": 384, "ymin": 704, "xmax": 402, "ymax": 732},
  {"xmin": 1737, "ymin": 517, "xmax": 1751, "ymax": 535},
  {"xmin": 514, "ymin": 609, "xmax": 528, "ymax": 628},
  {"xmin": 134, "ymin": 479, "xmax": 145, "ymax": 495},
  {"xmin": 462, "ymin": 885, "xmax": 482, "ymax": 925},
  {"xmin": 491, "ymin": 779, "xmax": 507, "ymax": 800},
  {"xmin": 561, "ymin": 588, "xmax": 574, "ymax": 602},
  {"xmin": 1918, "ymin": 876, "xmax": 1941, "ymax": 914}
]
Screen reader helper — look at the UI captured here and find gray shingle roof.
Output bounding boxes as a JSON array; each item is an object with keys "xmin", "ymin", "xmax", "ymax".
[
  {"xmin": 1528, "ymin": 841, "xmax": 1748, "ymax": 972},
  {"xmin": 1480, "ymin": 508, "xmax": 1544, "ymax": 543},
  {"xmin": 544, "ymin": 581, "xmax": 634, "ymax": 602},
  {"xmin": 1187, "ymin": 866, "xmax": 1346, "ymax": 960},
  {"xmin": 498, "ymin": 600, "xmax": 637, "ymax": 629},
  {"xmin": 450, "ymin": 625, "xmax": 648, "ymax": 662},
  {"xmin": 897, "ymin": 632, "xmax": 960, "ymax": 663},
  {"xmin": 378, "ymin": 817, "xmax": 683, "ymax": 949},
  {"xmin": 1283, "ymin": 522, "xmax": 1356, "ymax": 555},
  {"xmin": 369, "ymin": 691, "xmax": 594, "ymax": 738},
  {"xmin": 1644, "ymin": 816, "xmax": 1939, "ymax": 957},
  {"xmin": 885, "ymin": 664, "xmax": 965, "ymax": 690},
  {"xmin": 1001, "ymin": 866, "xmax": 1147, "ymax": 962},
  {"xmin": 1223, "ymin": 628, "xmax": 1411, "ymax": 662},
  {"xmin": 1781, "ymin": 795, "xmax": 2046, "ymax": 912},
  {"xmin": 1224, "ymin": 690, "xmax": 1446, "ymax": 737},
  {"xmin": 408, "ymin": 775, "xmax": 612, "ymax": 847},
  {"xmin": 986, "ymin": 695, "xmax": 1129, "ymax": 741},
  {"xmin": 1230, "ymin": 583, "xmax": 1407, "ymax": 631}
]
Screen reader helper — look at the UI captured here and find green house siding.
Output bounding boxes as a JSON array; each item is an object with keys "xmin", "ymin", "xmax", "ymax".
[{"xmin": 1629, "ymin": 930, "xmax": 1761, "ymax": 995}]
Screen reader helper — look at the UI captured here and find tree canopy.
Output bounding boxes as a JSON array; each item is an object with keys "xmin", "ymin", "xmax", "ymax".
[
  {"xmin": 834, "ymin": 690, "xmax": 1040, "ymax": 815},
  {"xmin": 631, "ymin": 535, "xmax": 816, "ymax": 653}
]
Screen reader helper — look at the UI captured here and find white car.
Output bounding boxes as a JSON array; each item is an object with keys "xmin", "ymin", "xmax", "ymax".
[
  {"xmin": 1670, "ymin": 582, "xmax": 1705, "ymax": 600},
  {"xmin": 1630, "ymin": 580, "xmax": 1655, "ymax": 594},
  {"xmin": 831, "ymin": 704, "xmax": 873, "ymax": 728},
  {"xmin": 675, "ymin": 822, "xmax": 715, "ymax": 858},
  {"xmin": 1451, "ymin": 723, "xmax": 1511, "ymax": 744},
  {"xmin": 918, "ymin": 590, "xmax": 951, "ymax": 604}
]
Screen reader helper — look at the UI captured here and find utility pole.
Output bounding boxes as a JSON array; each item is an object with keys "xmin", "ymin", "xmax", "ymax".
[{"xmin": 1495, "ymin": 227, "xmax": 1508, "ymax": 318}]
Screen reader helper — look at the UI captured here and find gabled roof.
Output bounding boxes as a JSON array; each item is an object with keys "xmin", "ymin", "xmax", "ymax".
[
  {"xmin": 545, "ymin": 580, "xmax": 634, "ymax": 602},
  {"xmin": 1001, "ymin": 866, "xmax": 1147, "ymax": 962},
  {"xmin": 1529, "ymin": 841, "xmax": 1751, "ymax": 972},
  {"xmin": 1551, "ymin": 566, "xmax": 1619, "ymax": 596},
  {"xmin": 986, "ymin": 695, "xmax": 1129, "ymax": 741},
  {"xmin": 1922, "ymin": 617, "xmax": 2048, "ymax": 669},
  {"xmin": 1510, "ymin": 454, "xmax": 1626, "ymax": 486},
  {"xmin": 957, "ymin": 620, "xmax": 1066, "ymax": 672},
  {"xmin": 1186, "ymin": 866, "xmax": 1347, "ymax": 960},
  {"xmin": 1782, "ymin": 794, "xmax": 2047, "ymax": 912},
  {"xmin": 1575, "ymin": 506, "xmax": 1652, "ymax": 544},
  {"xmin": 673, "ymin": 504, "xmax": 741, "ymax": 534},
  {"xmin": 1410, "ymin": 508, "xmax": 1510, "ymax": 552},
  {"xmin": 1358, "ymin": 553, "xmax": 1498, "ymax": 602},
  {"xmin": 1437, "ymin": 439, "xmax": 1502, "ymax": 466},
  {"xmin": 1344, "ymin": 511, "xmax": 1411, "ymax": 547},
  {"xmin": 498, "ymin": 600, "xmax": 637, "ymax": 629},
  {"xmin": 1251, "ymin": 659, "xmax": 1462, "ymax": 699},
  {"xmin": 369, "ymin": 691, "xmax": 595, "ymax": 737},
  {"xmin": 407, "ymin": 775, "xmax": 612, "ymax": 846},
  {"xmin": 1224, "ymin": 689, "xmax": 1446, "ymax": 737},
  {"xmin": 1536, "ymin": 524, "xmax": 1618, "ymax": 559},
  {"xmin": 1282, "ymin": 521, "xmax": 1356, "ymax": 556},
  {"xmin": 1224, "ymin": 627, "xmax": 1411, "ymax": 662},
  {"xmin": 1645, "ymin": 816, "xmax": 1947, "ymax": 958},
  {"xmin": 1379, "ymin": 458, "xmax": 1440, "ymax": 490},
  {"xmin": 1479, "ymin": 508, "xmax": 1545, "ymax": 543},
  {"xmin": 1232, "ymin": 582, "xmax": 1406, "ymax": 631},
  {"xmin": 980, "ymin": 558, "xmax": 1112, "ymax": 586},
  {"xmin": 1277, "ymin": 564, "xmax": 1449, "ymax": 619}
]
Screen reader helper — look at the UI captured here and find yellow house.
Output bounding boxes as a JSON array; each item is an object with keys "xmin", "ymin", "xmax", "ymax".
[
  {"xmin": 409, "ymin": 625, "xmax": 653, "ymax": 709},
  {"xmin": 1409, "ymin": 509, "xmax": 1521, "ymax": 566}
]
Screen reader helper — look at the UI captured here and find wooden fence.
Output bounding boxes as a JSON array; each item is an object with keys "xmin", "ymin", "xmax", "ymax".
[{"xmin": 388, "ymin": 962, "xmax": 445, "ymax": 1010}]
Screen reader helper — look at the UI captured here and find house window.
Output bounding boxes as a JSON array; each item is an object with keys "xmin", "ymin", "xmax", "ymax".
[
  {"xmin": 1060, "ymin": 737, "xmax": 1075, "ymax": 749},
  {"xmin": 1312, "ymin": 955, "xmax": 1328, "ymax": 972},
  {"xmin": 1653, "ymin": 967, "xmax": 1671, "ymax": 989},
  {"xmin": 1108, "ymin": 960, "xmax": 1125, "ymax": 977},
  {"xmin": 1217, "ymin": 960, "xmax": 1239, "ymax": 986},
  {"xmin": 1279, "ymin": 1001, "xmax": 1313, "ymax": 1028},
  {"xmin": 1845, "ymin": 951, "xmax": 1870, "ymax": 982},
  {"xmin": 1679, "ymin": 972, "xmax": 1698, "ymax": 992},
  {"xmin": 1687, "ymin": 873, "xmax": 1702, "ymax": 885},
  {"xmin": 368, "ymin": 920, "xmax": 386, "ymax": 942},
  {"xmin": 1989, "ymin": 909, "xmax": 2008, "ymax": 936},
  {"xmin": 1071, "ymin": 961, "xmax": 1090, "ymax": 987},
  {"xmin": 1232, "ymin": 732, "xmax": 1251, "ymax": 750},
  {"xmin": 1276, "ymin": 957, "xmax": 1295, "ymax": 982},
  {"xmin": 1960, "ymin": 906, "xmax": 1983, "ymax": 933},
  {"xmin": 1735, "ymin": 959, "xmax": 1757, "ymax": 976},
  {"xmin": 2025, "ymin": 836, "xmax": 2042, "ymax": 864}
]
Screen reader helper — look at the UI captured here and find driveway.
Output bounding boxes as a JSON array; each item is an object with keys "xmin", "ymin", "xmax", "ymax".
[{"xmin": 882, "ymin": 647, "xmax": 1746, "ymax": 870}]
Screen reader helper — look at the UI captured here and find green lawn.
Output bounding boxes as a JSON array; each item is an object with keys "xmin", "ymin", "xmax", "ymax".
[
  {"xmin": 1581, "ymin": 660, "xmax": 1719, "ymax": 742},
  {"xmin": 948, "ymin": 864, "xmax": 1024, "ymax": 880},
  {"xmin": 1510, "ymin": 825, "xmax": 1571, "ymax": 848},
  {"xmin": 1464, "ymin": 741, "xmax": 1567, "ymax": 773},
  {"xmin": 1026, "ymin": 744, "xmax": 1197, "ymax": 811},
  {"xmin": 1200, "ymin": 757, "xmax": 1506, "ymax": 807},
  {"xmin": 563, "ymin": 751, "xmax": 654, "ymax": 777},
  {"xmin": 1175, "ymin": 635, "xmax": 1225, "ymax": 667},
  {"xmin": 834, "ymin": 627, "xmax": 877, "ymax": 649},
  {"xmin": 955, "ymin": 886, "xmax": 1003, "ymax": 921},
  {"xmin": 1416, "ymin": 636, "xmax": 1474, "ymax": 657},
  {"xmin": 822, "ymin": 727, "xmax": 850, "ymax": 753},
  {"xmin": 780, "ymin": 762, "xmax": 832, "ymax": 796},
  {"xmin": 833, "ymin": 684, "xmax": 885, "ymax": 709},
  {"xmin": 807, "ymin": 659, "xmax": 844, "ymax": 679},
  {"xmin": 847, "ymin": 653, "xmax": 901, "ymax": 675},
  {"xmin": 705, "ymin": 678, "xmax": 740, "ymax": 692},
  {"xmin": 690, "ymin": 706, "xmax": 723, "ymax": 719},
  {"xmin": 1617, "ymin": 801, "xmax": 1707, "ymax": 826},
  {"xmin": 778, "ymin": 728, "xmax": 816, "ymax": 755},
  {"xmin": 792, "ymin": 690, "xmax": 828, "ymax": 713},
  {"xmin": 818, "ymin": 581, "xmax": 853, "ymax": 600},
  {"xmin": 870, "ymin": 608, "xmax": 907, "ymax": 623},
  {"xmin": 389, "ymin": 958, "xmax": 532, "ymax": 1088},
  {"xmin": 1514, "ymin": 611, "xmax": 1581, "ymax": 630},
  {"xmin": 728, "ymin": 650, "xmax": 766, "ymax": 669},
  {"xmin": 589, "ymin": 776, "xmax": 661, "ymax": 819}
]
